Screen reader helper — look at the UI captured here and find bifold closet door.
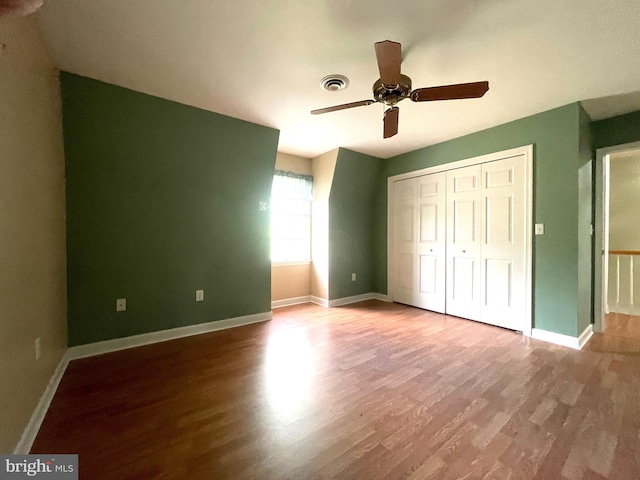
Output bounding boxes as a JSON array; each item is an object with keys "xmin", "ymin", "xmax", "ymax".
[
  {"xmin": 446, "ymin": 165, "xmax": 482, "ymax": 321},
  {"xmin": 392, "ymin": 173, "xmax": 446, "ymax": 312},
  {"xmin": 479, "ymin": 155, "xmax": 526, "ymax": 331},
  {"xmin": 393, "ymin": 177, "xmax": 417, "ymax": 307},
  {"xmin": 393, "ymin": 155, "xmax": 526, "ymax": 330},
  {"xmin": 416, "ymin": 173, "xmax": 446, "ymax": 313}
]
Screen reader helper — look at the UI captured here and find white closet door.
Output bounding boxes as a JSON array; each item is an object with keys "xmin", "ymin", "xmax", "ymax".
[
  {"xmin": 392, "ymin": 153, "xmax": 528, "ymax": 331},
  {"xmin": 446, "ymin": 165, "xmax": 482, "ymax": 321},
  {"xmin": 480, "ymin": 155, "xmax": 526, "ymax": 331},
  {"xmin": 393, "ymin": 177, "xmax": 417, "ymax": 306},
  {"xmin": 416, "ymin": 173, "xmax": 446, "ymax": 313}
]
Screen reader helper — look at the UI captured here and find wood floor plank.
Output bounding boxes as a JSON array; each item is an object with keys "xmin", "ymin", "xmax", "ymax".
[{"xmin": 31, "ymin": 301, "xmax": 640, "ymax": 479}]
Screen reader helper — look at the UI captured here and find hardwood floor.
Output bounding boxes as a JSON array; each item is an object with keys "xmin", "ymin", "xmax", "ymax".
[
  {"xmin": 32, "ymin": 301, "xmax": 640, "ymax": 479},
  {"xmin": 604, "ymin": 312, "xmax": 640, "ymax": 341}
]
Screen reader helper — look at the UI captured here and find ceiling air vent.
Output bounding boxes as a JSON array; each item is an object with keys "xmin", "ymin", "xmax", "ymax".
[{"xmin": 320, "ymin": 75, "xmax": 349, "ymax": 92}]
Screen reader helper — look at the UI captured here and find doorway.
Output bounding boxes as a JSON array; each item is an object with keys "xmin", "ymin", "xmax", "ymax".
[{"xmin": 595, "ymin": 143, "xmax": 640, "ymax": 343}]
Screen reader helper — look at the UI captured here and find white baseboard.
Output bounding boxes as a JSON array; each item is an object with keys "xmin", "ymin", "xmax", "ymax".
[
  {"xmin": 13, "ymin": 310, "xmax": 272, "ymax": 454},
  {"xmin": 310, "ymin": 293, "xmax": 391, "ymax": 308},
  {"xmin": 329, "ymin": 292, "xmax": 391, "ymax": 307},
  {"xmin": 67, "ymin": 311, "xmax": 273, "ymax": 361},
  {"xmin": 608, "ymin": 306, "xmax": 640, "ymax": 316},
  {"xmin": 531, "ymin": 324, "xmax": 594, "ymax": 350},
  {"xmin": 271, "ymin": 295, "xmax": 311, "ymax": 309},
  {"xmin": 310, "ymin": 296, "xmax": 329, "ymax": 307},
  {"xmin": 578, "ymin": 324, "xmax": 594, "ymax": 349},
  {"xmin": 371, "ymin": 293, "xmax": 392, "ymax": 302},
  {"xmin": 329, "ymin": 293, "xmax": 376, "ymax": 307},
  {"xmin": 14, "ymin": 352, "xmax": 70, "ymax": 454},
  {"xmin": 531, "ymin": 328, "xmax": 580, "ymax": 349}
]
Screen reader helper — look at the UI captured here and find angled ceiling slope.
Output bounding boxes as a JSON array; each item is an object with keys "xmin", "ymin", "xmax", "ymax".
[{"xmin": 36, "ymin": 0, "xmax": 640, "ymax": 159}]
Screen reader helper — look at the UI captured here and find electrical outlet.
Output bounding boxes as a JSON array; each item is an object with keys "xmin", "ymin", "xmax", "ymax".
[
  {"xmin": 259, "ymin": 201, "xmax": 268, "ymax": 211},
  {"xmin": 116, "ymin": 298, "xmax": 126, "ymax": 312},
  {"xmin": 535, "ymin": 224, "xmax": 544, "ymax": 235},
  {"xmin": 35, "ymin": 337, "xmax": 41, "ymax": 360},
  {"xmin": 196, "ymin": 290, "xmax": 204, "ymax": 302},
  {"xmin": 352, "ymin": 273, "xmax": 357, "ymax": 281}
]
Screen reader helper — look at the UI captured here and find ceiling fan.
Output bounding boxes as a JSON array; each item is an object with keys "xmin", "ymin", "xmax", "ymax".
[{"xmin": 311, "ymin": 40, "xmax": 489, "ymax": 139}]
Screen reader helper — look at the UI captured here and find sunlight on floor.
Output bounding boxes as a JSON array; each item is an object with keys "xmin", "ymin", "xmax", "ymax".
[{"xmin": 264, "ymin": 326, "xmax": 315, "ymax": 423}]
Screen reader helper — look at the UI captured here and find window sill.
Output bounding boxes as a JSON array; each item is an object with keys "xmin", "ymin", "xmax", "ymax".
[{"xmin": 272, "ymin": 261, "xmax": 311, "ymax": 267}]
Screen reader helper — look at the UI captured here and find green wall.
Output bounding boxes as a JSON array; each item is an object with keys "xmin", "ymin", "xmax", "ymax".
[
  {"xmin": 329, "ymin": 148, "xmax": 383, "ymax": 300},
  {"xmin": 577, "ymin": 105, "xmax": 594, "ymax": 334},
  {"xmin": 592, "ymin": 110, "xmax": 640, "ymax": 149},
  {"xmin": 375, "ymin": 103, "xmax": 585, "ymax": 336},
  {"xmin": 61, "ymin": 73, "xmax": 279, "ymax": 346}
]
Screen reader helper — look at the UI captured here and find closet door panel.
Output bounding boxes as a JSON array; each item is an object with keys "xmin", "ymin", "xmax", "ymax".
[
  {"xmin": 392, "ymin": 173, "xmax": 445, "ymax": 312},
  {"xmin": 416, "ymin": 172, "xmax": 446, "ymax": 312},
  {"xmin": 480, "ymin": 156, "xmax": 526, "ymax": 331},
  {"xmin": 393, "ymin": 178, "xmax": 417, "ymax": 306},
  {"xmin": 446, "ymin": 165, "xmax": 482, "ymax": 320},
  {"xmin": 392, "ymin": 153, "xmax": 527, "ymax": 331}
]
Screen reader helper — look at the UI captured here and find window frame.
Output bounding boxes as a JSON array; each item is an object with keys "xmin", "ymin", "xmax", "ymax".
[{"xmin": 270, "ymin": 170, "xmax": 313, "ymax": 265}]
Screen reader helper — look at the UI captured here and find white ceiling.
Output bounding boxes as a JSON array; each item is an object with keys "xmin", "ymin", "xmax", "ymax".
[{"xmin": 36, "ymin": 0, "xmax": 640, "ymax": 159}]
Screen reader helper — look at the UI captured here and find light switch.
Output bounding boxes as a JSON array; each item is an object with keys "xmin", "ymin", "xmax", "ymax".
[
  {"xmin": 535, "ymin": 224, "xmax": 544, "ymax": 235},
  {"xmin": 196, "ymin": 290, "xmax": 204, "ymax": 302}
]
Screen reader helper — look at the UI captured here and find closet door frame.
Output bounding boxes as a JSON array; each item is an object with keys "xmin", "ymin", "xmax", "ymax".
[{"xmin": 387, "ymin": 145, "xmax": 534, "ymax": 336}]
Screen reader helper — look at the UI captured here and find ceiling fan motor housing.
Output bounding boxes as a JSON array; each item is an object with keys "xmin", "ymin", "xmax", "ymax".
[
  {"xmin": 373, "ymin": 74, "xmax": 412, "ymax": 106},
  {"xmin": 310, "ymin": 41, "xmax": 489, "ymax": 139}
]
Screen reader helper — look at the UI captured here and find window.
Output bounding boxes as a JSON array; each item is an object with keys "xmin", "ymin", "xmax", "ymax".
[{"xmin": 271, "ymin": 170, "xmax": 312, "ymax": 263}]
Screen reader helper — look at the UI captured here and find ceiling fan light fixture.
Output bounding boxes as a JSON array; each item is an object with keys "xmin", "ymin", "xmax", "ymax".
[{"xmin": 320, "ymin": 74, "xmax": 349, "ymax": 92}]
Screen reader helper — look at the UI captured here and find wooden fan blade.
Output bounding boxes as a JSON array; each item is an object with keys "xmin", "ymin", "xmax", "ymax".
[
  {"xmin": 375, "ymin": 40, "xmax": 402, "ymax": 87},
  {"xmin": 383, "ymin": 107, "xmax": 399, "ymax": 139},
  {"xmin": 311, "ymin": 100, "xmax": 375, "ymax": 115},
  {"xmin": 410, "ymin": 81, "xmax": 489, "ymax": 102}
]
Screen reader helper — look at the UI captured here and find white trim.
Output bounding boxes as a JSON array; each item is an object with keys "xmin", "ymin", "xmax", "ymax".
[
  {"xmin": 310, "ymin": 293, "xmax": 390, "ymax": 308},
  {"xmin": 609, "ymin": 306, "xmax": 640, "ymax": 316},
  {"xmin": 594, "ymin": 141, "xmax": 640, "ymax": 333},
  {"xmin": 271, "ymin": 261, "xmax": 311, "ymax": 267},
  {"xmin": 371, "ymin": 293, "xmax": 392, "ymax": 302},
  {"xmin": 329, "ymin": 293, "xmax": 378, "ymax": 307},
  {"xmin": 524, "ymin": 144, "xmax": 534, "ymax": 337},
  {"xmin": 578, "ymin": 324, "xmax": 594, "ymax": 349},
  {"xmin": 387, "ymin": 145, "xmax": 534, "ymax": 336},
  {"xmin": 271, "ymin": 295, "xmax": 311, "ymax": 308},
  {"xmin": 14, "ymin": 353, "xmax": 70, "ymax": 454},
  {"xmin": 531, "ymin": 328, "xmax": 580, "ymax": 349},
  {"xmin": 606, "ymin": 254, "xmax": 640, "ymax": 316},
  {"xmin": 531, "ymin": 324, "xmax": 593, "ymax": 350},
  {"xmin": 66, "ymin": 311, "xmax": 272, "ymax": 361},
  {"xmin": 388, "ymin": 145, "xmax": 531, "ymax": 182},
  {"xmin": 14, "ymin": 310, "xmax": 273, "ymax": 453},
  {"xmin": 310, "ymin": 296, "xmax": 329, "ymax": 307}
]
